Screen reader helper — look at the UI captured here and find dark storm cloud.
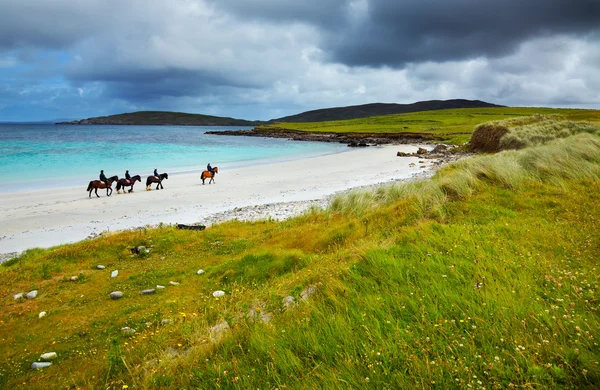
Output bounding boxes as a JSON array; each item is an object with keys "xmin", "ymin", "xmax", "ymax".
[
  {"xmin": 91, "ymin": 68, "xmax": 256, "ymax": 101},
  {"xmin": 208, "ymin": 0, "xmax": 349, "ymax": 25},
  {"xmin": 326, "ymin": 0, "xmax": 600, "ymax": 66},
  {"xmin": 1, "ymin": 0, "xmax": 599, "ymax": 121},
  {"xmin": 0, "ymin": 1, "xmax": 111, "ymax": 50}
]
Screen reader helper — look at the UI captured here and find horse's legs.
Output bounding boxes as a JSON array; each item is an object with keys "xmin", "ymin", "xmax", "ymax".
[{"xmin": 95, "ymin": 188, "xmax": 100, "ymax": 198}]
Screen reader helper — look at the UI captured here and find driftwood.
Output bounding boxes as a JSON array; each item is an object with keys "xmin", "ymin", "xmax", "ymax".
[{"xmin": 177, "ymin": 224, "xmax": 206, "ymax": 231}]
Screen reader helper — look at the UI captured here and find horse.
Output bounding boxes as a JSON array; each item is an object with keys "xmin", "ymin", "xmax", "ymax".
[
  {"xmin": 86, "ymin": 175, "xmax": 118, "ymax": 198},
  {"xmin": 200, "ymin": 167, "xmax": 218, "ymax": 184},
  {"xmin": 146, "ymin": 173, "xmax": 168, "ymax": 190},
  {"xmin": 116, "ymin": 175, "xmax": 141, "ymax": 194}
]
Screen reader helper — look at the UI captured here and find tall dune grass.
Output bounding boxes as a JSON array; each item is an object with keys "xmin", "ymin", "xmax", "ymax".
[
  {"xmin": 330, "ymin": 133, "xmax": 600, "ymax": 216},
  {"xmin": 501, "ymin": 120, "xmax": 600, "ymax": 149},
  {"xmin": 470, "ymin": 115, "xmax": 600, "ymax": 152}
]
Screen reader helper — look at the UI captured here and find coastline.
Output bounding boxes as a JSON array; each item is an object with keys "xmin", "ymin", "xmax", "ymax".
[
  {"xmin": 205, "ymin": 127, "xmax": 438, "ymax": 145},
  {"xmin": 0, "ymin": 144, "xmax": 458, "ymax": 259}
]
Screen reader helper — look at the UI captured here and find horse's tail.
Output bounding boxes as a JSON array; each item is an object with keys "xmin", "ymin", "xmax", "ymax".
[
  {"xmin": 86, "ymin": 181, "xmax": 93, "ymax": 191},
  {"xmin": 146, "ymin": 177, "xmax": 151, "ymax": 186},
  {"xmin": 116, "ymin": 182, "xmax": 121, "ymax": 191}
]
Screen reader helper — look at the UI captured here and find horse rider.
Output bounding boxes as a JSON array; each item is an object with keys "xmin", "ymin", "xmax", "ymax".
[
  {"xmin": 207, "ymin": 163, "xmax": 215, "ymax": 176},
  {"xmin": 99, "ymin": 170, "xmax": 108, "ymax": 186},
  {"xmin": 125, "ymin": 170, "xmax": 131, "ymax": 185},
  {"xmin": 154, "ymin": 168, "xmax": 159, "ymax": 180}
]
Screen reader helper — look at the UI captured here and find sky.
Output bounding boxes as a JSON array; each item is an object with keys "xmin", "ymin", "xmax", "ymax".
[{"xmin": 0, "ymin": 0, "xmax": 599, "ymax": 121}]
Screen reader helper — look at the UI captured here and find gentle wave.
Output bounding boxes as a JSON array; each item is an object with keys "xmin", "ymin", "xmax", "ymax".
[{"xmin": 0, "ymin": 124, "xmax": 348, "ymax": 192}]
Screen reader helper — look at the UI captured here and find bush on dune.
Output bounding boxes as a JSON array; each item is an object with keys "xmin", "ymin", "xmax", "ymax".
[{"xmin": 469, "ymin": 114, "xmax": 600, "ymax": 152}]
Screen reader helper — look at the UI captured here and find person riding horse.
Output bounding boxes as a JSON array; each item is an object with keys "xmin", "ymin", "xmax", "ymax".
[
  {"xmin": 100, "ymin": 170, "xmax": 108, "ymax": 186},
  {"xmin": 207, "ymin": 163, "xmax": 214, "ymax": 175},
  {"xmin": 154, "ymin": 168, "xmax": 159, "ymax": 180},
  {"xmin": 125, "ymin": 170, "xmax": 131, "ymax": 185}
]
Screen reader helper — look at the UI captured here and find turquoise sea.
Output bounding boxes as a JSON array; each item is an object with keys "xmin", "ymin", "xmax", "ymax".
[{"xmin": 0, "ymin": 124, "xmax": 348, "ymax": 192}]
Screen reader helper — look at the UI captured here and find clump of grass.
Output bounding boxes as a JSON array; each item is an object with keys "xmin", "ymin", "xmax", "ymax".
[
  {"xmin": 330, "ymin": 133, "xmax": 600, "ymax": 216},
  {"xmin": 470, "ymin": 115, "xmax": 600, "ymax": 152},
  {"xmin": 501, "ymin": 120, "xmax": 600, "ymax": 149}
]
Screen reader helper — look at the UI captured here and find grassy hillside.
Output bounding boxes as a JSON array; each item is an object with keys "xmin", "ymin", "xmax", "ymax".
[
  {"xmin": 1, "ymin": 126, "xmax": 600, "ymax": 388},
  {"xmin": 263, "ymin": 107, "xmax": 600, "ymax": 144},
  {"xmin": 271, "ymin": 99, "xmax": 501, "ymax": 123},
  {"xmin": 58, "ymin": 111, "xmax": 263, "ymax": 126}
]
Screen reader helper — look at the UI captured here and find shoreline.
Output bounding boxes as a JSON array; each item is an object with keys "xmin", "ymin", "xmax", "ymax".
[
  {"xmin": 0, "ymin": 144, "xmax": 460, "ymax": 260},
  {"xmin": 205, "ymin": 127, "xmax": 439, "ymax": 146}
]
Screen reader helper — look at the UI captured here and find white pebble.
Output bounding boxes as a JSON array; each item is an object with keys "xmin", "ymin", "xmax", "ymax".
[
  {"xmin": 169, "ymin": 281, "xmax": 180, "ymax": 286},
  {"xmin": 38, "ymin": 311, "xmax": 47, "ymax": 319},
  {"xmin": 156, "ymin": 285, "xmax": 165, "ymax": 289},
  {"xmin": 121, "ymin": 327, "xmax": 136, "ymax": 336},
  {"xmin": 111, "ymin": 270, "xmax": 118, "ymax": 278},
  {"xmin": 26, "ymin": 290, "xmax": 38, "ymax": 299},
  {"xmin": 197, "ymin": 269, "xmax": 205, "ymax": 275},
  {"xmin": 13, "ymin": 292, "xmax": 24, "ymax": 300},
  {"xmin": 40, "ymin": 352, "xmax": 57, "ymax": 361},
  {"xmin": 97, "ymin": 265, "xmax": 105, "ymax": 269},
  {"xmin": 212, "ymin": 290, "xmax": 225, "ymax": 298},
  {"xmin": 31, "ymin": 362, "xmax": 51, "ymax": 369}
]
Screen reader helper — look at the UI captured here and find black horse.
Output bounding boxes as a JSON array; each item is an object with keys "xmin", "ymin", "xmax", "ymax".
[
  {"xmin": 146, "ymin": 173, "xmax": 168, "ymax": 190},
  {"xmin": 86, "ymin": 175, "xmax": 118, "ymax": 198},
  {"xmin": 116, "ymin": 175, "xmax": 141, "ymax": 194}
]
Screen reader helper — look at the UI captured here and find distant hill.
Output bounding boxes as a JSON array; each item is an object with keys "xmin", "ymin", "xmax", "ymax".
[
  {"xmin": 272, "ymin": 99, "xmax": 503, "ymax": 123},
  {"xmin": 56, "ymin": 111, "xmax": 264, "ymax": 126}
]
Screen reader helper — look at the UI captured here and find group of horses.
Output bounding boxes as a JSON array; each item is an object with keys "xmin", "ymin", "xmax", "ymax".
[{"xmin": 85, "ymin": 167, "xmax": 218, "ymax": 198}]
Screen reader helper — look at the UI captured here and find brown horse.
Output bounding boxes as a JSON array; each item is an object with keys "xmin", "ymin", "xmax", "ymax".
[
  {"xmin": 146, "ymin": 173, "xmax": 168, "ymax": 190},
  {"xmin": 201, "ymin": 167, "xmax": 218, "ymax": 184},
  {"xmin": 86, "ymin": 175, "xmax": 118, "ymax": 198},
  {"xmin": 116, "ymin": 175, "xmax": 141, "ymax": 194}
]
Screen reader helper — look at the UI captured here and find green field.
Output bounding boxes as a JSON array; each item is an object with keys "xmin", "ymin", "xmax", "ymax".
[
  {"xmin": 262, "ymin": 107, "xmax": 600, "ymax": 144},
  {"xmin": 1, "ymin": 119, "xmax": 600, "ymax": 388}
]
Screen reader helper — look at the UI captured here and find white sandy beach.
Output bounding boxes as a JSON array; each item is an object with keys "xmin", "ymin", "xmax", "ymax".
[{"xmin": 0, "ymin": 144, "xmax": 439, "ymax": 254}]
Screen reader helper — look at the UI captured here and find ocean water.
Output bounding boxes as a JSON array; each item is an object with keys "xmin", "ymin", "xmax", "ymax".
[{"xmin": 0, "ymin": 124, "xmax": 348, "ymax": 192}]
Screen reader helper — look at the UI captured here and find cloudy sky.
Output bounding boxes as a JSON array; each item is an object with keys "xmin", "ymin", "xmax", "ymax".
[{"xmin": 0, "ymin": 0, "xmax": 599, "ymax": 121}]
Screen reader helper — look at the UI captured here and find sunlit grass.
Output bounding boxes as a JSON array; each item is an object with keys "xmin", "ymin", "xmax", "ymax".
[
  {"xmin": 261, "ymin": 107, "xmax": 600, "ymax": 144},
  {"xmin": 1, "ymin": 131, "xmax": 599, "ymax": 388}
]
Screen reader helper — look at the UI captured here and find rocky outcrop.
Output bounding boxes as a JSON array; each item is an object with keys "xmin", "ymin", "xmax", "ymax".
[{"xmin": 205, "ymin": 127, "xmax": 436, "ymax": 146}]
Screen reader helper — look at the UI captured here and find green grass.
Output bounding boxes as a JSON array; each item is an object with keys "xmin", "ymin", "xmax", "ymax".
[
  {"xmin": 262, "ymin": 107, "xmax": 600, "ymax": 144},
  {"xmin": 1, "ymin": 130, "xmax": 600, "ymax": 389}
]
